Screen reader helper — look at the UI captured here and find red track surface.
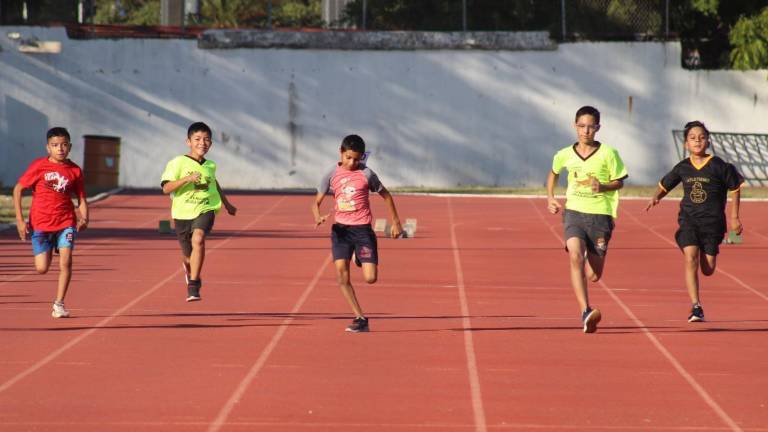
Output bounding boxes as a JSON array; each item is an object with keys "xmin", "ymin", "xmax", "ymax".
[{"xmin": 1, "ymin": 192, "xmax": 767, "ymax": 431}]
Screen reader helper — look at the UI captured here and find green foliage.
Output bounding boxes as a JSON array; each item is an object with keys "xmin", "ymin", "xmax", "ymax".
[
  {"xmin": 690, "ymin": 0, "xmax": 719, "ymax": 16},
  {"xmin": 201, "ymin": 0, "xmax": 260, "ymax": 28},
  {"xmin": 273, "ymin": 0, "xmax": 322, "ymax": 28},
  {"xmin": 729, "ymin": 7, "xmax": 768, "ymax": 70},
  {"xmin": 93, "ymin": 0, "xmax": 160, "ymax": 25}
]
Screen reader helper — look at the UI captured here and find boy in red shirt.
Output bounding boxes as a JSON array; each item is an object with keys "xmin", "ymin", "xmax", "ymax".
[
  {"xmin": 13, "ymin": 127, "xmax": 89, "ymax": 318},
  {"xmin": 311, "ymin": 134, "xmax": 403, "ymax": 332}
]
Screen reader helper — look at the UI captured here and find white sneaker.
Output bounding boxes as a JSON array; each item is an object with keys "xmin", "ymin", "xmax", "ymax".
[{"xmin": 52, "ymin": 302, "xmax": 70, "ymax": 318}]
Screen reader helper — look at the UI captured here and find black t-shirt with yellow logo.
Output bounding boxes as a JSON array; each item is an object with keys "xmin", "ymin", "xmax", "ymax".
[{"xmin": 659, "ymin": 155, "xmax": 744, "ymax": 233}]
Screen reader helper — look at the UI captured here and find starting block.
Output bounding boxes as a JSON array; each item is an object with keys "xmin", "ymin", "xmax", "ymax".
[
  {"xmin": 159, "ymin": 219, "xmax": 174, "ymax": 234},
  {"xmin": 373, "ymin": 218, "xmax": 417, "ymax": 238}
]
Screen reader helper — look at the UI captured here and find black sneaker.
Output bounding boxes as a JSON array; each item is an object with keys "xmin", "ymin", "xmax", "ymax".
[
  {"xmin": 688, "ymin": 304, "xmax": 705, "ymax": 322},
  {"xmin": 345, "ymin": 317, "xmax": 369, "ymax": 333},
  {"xmin": 186, "ymin": 279, "xmax": 202, "ymax": 302},
  {"xmin": 582, "ymin": 307, "xmax": 602, "ymax": 334}
]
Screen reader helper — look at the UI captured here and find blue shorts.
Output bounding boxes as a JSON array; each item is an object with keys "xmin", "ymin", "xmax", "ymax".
[
  {"xmin": 331, "ymin": 223, "xmax": 378, "ymax": 264},
  {"xmin": 31, "ymin": 227, "xmax": 76, "ymax": 256}
]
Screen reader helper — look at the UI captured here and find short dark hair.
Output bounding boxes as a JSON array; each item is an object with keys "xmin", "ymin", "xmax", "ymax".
[
  {"xmin": 575, "ymin": 106, "xmax": 600, "ymax": 124},
  {"xmin": 46, "ymin": 127, "xmax": 70, "ymax": 141},
  {"xmin": 340, "ymin": 134, "xmax": 366, "ymax": 153},
  {"xmin": 187, "ymin": 122, "xmax": 212, "ymax": 138},
  {"xmin": 684, "ymin": 120, "xmax": 709, "ymax": 139}
]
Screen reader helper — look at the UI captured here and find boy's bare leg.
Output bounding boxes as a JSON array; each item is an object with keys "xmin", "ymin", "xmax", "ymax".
[
  {"xmin": 361, "ymin": 263, "xmax": 377, "ymax": 284},
  {"xmin": 189, "ymin": 229, "xmax": 206, "ymax": 281},
  {"xmin": 565, "ymin": 237, "xmax": 590, "ymax": 311},
  {"xmin": 34, "ymin": 250, "xmax": 53, "ymax": 274},
  {"xmin": 56, "ymin": 248, "xmax": 73, "ymax": 302},
  {"xmin": 335, "ymin": 259, "xmax": 364, "ymax": 317},
  {"xmin": 699, "ymin": 251, "xmax": 717, "ymax": 276},
  {"xmin": 585, "ymin": 252, "xmax": 606, "ymax": 282},
  {"xmin": 682, "ymin": 246, "xmax": 701, "ymax": 304}
]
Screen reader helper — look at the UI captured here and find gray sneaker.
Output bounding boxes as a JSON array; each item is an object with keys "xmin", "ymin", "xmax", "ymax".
[
  {"xmin": 345, "ymin": 317, "xmax": 369, "ymax": 333},
  {"xmin": 52, "ymin": 302, "xmax": 70, "ymax": 318},
  {"xmin": 688, "ymin": 305, "xmax": 705, "ymax": 322}
]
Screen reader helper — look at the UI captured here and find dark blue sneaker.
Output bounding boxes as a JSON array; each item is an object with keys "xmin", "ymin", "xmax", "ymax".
[
  {"xmin": 345, "ymin": 317, "xmax": 369, "ymax": 333},
  {"xmin": 688, "ymin": 304, "xmax": 704, "ymax": 322},
  {"xmin": 582, "ymin": 307, "xmax": 602, "ymax": 333},
  {"xmin": 186, "ymin": 279, "xmax": 202, "ymax": 302}
]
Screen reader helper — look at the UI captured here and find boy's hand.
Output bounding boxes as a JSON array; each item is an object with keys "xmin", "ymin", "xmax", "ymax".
[
  {"xmin": 547, "ymin": 197, "xmax": 561, "ymax": 214},
  {"xmin": 645, "ymin": 198, "xmax": 660, "ymax": 212},
  {"xmin": 224, "ymin": 202, "xmax": 237, "ymax": 216},
  {"xmin": 16, "ymin": 221, "xmax": 28, "ymax": 241},
  {"xmin": 731, "ymin": 217, "xmax": 743, "ymax": 235},
  {"xmin": 390, "ymin": 221, "xmax": 404, "ymax": 238},
  {"xmin": 77, "ymin": 218, "xmax": 89, "ymax": 232},
  {"xmin": 187, "ymin": 172, "xmax": 201, "ymax": 183},
  {"xmin": 589, "ymin": 176, "xmax": 601, "ymax": 193},
  {"xmin": 314, "ymin": 213, "xmax": 329, "ymax": 228}
]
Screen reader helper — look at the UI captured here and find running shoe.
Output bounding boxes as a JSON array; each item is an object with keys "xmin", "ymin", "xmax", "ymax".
[
  {"xmin": 345, "ymin": 317, "xmax": 369, "ymax": 333},
  {"xmin": 186, "ymin": 280, "xmax": 202, "ymax": 302},
  {"xmin": 688, "ymin": 304, "xmax": 705, "ymax": 322},
  {"xmin": 51, "ymin": 301, "xmax": 70, "ymax": 318},
  {"xmin": 582, "ymin": 307, "xmax": 601, "ymax": 334}
]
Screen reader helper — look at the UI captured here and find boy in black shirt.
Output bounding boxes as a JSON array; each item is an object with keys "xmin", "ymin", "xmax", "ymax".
[{"xmin": 646, "ymin": 121, "xmax": 744, "ymax": 322}]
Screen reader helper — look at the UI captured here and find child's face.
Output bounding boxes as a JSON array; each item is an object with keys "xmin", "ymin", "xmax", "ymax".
[
  {"xmin": 574, "ymin": 114, "xmax": 600, "ymax": 144},
  {"xmin": 685, "ymin": 127, "xmax": 709, "ymax": 156},
  {"xmin": 339, "ymin": 149, "xmax": 363, "ymax": 171},
  {"xmin": 46, "ymin": 136, "xmax": 71, "ymax": 162},
  {"xmin": 187, "ymin": 131, "xmax": 212, "ymax": 159}
]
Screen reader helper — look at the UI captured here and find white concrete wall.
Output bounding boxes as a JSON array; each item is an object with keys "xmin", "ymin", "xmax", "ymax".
[{"xmin": 1, "ymin": 26, "xmax": 767, "ymax": 189}]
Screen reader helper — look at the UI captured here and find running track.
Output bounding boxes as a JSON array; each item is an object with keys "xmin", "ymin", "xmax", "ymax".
[{"xmin": 1, "ymin": 191, "xmax": 767, "ymax": 431}]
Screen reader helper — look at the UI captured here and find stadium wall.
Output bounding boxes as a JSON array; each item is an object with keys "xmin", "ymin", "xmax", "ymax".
[{"xmin": 1, "ymin": 26, "xmax": 767, "ymax": 189}]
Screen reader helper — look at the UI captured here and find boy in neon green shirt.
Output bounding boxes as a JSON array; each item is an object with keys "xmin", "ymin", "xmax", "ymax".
[
  {"xmin": 546, "ymin": 106, "xmax": 628, "ymax": 333},
  {"xmin": 161, "ymin": 122, "xmax": 237, "ymax": 301}
]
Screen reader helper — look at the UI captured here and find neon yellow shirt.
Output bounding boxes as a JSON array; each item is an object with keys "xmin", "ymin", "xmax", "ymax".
[
  {"xmin": 551, "ymin": 142, "xmax": 628, "ymax": 218},
  {"xmin": 161, "ymin": 155, "xmax": 221, "ymax": 220}
]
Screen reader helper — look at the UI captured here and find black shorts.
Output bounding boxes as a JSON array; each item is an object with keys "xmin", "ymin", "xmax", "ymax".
[
  {"xmin": 175, "ymin": 211, "xmax": 216, "ymax": 257},
  {"xmin": 675, "ymin": 224, "xmax": 724, "ymax": 256},
  {"xmin": 563, "ymin": 209, "xmax": 615, "ymax": 257},
  {"xmin": 331, "ymin": 223, "xmax": 378, "ymax": 264}
]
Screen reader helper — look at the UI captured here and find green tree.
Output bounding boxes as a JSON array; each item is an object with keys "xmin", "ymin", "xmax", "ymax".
[
  {"xmin": 272, "ymin": 0, "xmax": 322, "ymax": 28},
  {"xmin": 93, "ymin": 0, "xmax": 160, "ymax": 25},
  {"xmin": 729, "ymin": 6, "xmax": 768, "ymax": 70}
]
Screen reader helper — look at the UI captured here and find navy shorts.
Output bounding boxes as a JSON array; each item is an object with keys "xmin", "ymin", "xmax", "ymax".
[
  {"xmin": 174, "ymin": 211, "xmax": 216, "ymax": 257},
  {"xmin": 563, "ymin": 209, "xmax": 615, "ymax": 257},
  {"xmin": 31, "ymin": 227, "xmax": 76, "ymax": 256},
  {"xmin": 331, "ymin": 223, "xmax": 378, "ymax": 264},
  {"xmin": 675, "ymin": 224, "xmax": 724, "ymax": 256}
]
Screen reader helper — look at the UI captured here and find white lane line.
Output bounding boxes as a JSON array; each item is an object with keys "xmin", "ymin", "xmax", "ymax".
[
  {"xmin": 447, "ymin": 197, "xmax": 488, "ymax": 432},
  {"xmin": 207, "ymin": 254, "xmax": 331, "ymax": 432},
  {"xmin": 528, "ymin": 198, "xmax": 743, "ymax": 432},
  {"xmin": 0, "ymin": 197, "xmax": 286, "ymax": 394},
  {"xmin": 621, "ymin": 208, "xmax": 768, "ymax": 302}
]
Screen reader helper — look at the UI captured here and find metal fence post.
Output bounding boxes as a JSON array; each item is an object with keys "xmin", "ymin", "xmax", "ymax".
[
  {"xmin": 561, "ymin": 0, "xmax": 566, "ymax": 40},
  {"xmin": 462, "ymin": 0, "xmax": 467, "ymax": 31}
]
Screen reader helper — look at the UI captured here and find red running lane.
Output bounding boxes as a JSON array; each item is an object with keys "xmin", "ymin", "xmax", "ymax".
[{"xmin": 0, "ymin": 193, "xmax": 767, "ymax": 431}]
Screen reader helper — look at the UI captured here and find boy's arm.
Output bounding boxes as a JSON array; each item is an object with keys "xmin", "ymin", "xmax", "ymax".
[
  {"xmin": 546, "ymin": 171, "xmax": 562, "ymax": 214},
  {"xmin": 378, "ymin": 187, "xmax": 403, "ymax": 238},
  {"xmin": 592, "ymin": 178, "xmax": 624, "ymax": 193},
  {"xmin": 311, "ymin": 191, "xmax": 329, "ymax": 227},
  {"xmin": 12, "ymin": 183, "xmax": 28, "ymax": 241},
  {"xmin": 216, "ymin": 181, "xmax": 237, "ymax": 216},
  {"xmin": 729, "ymin": 188, "xmax": 742, "ymax": 234},
  {"xmin": 76, "ymin": 197, "xmax": 89, "ymax": 232},
  {"xmin": 645, "ymin": 185, "xmax": 669, "ymax": 211},
  {"xmin": 162, "ymin": 172, "xmax": 200, "ymax": 195}
]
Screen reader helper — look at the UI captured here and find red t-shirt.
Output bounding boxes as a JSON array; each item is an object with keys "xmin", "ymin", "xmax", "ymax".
[{"xmin": 17, "ymin": 157, "xmax": 86, "ymax": 232}]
